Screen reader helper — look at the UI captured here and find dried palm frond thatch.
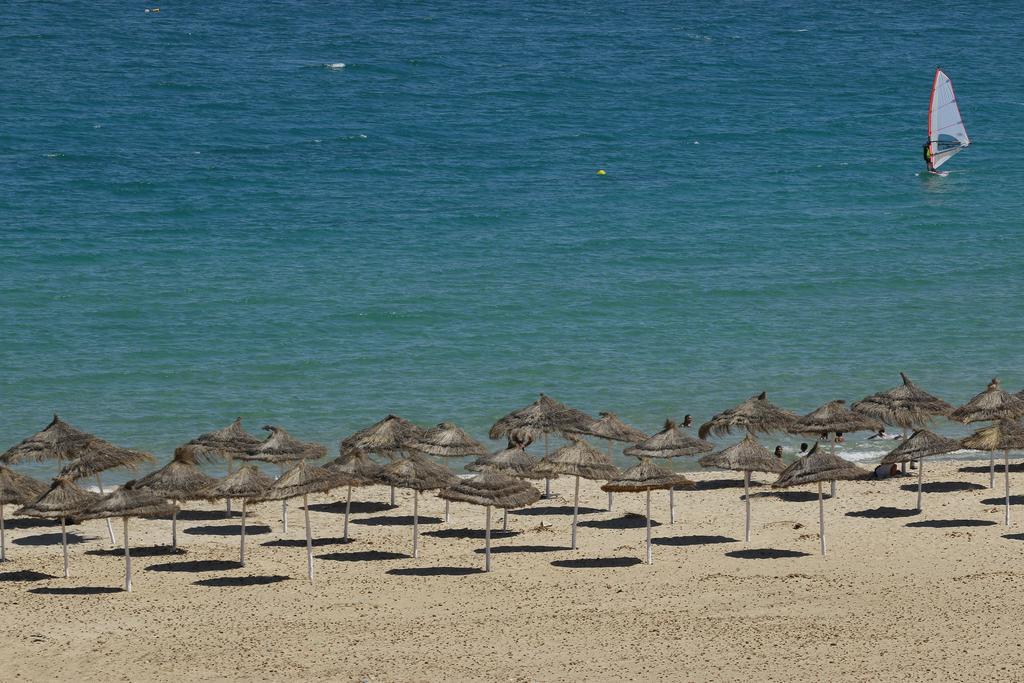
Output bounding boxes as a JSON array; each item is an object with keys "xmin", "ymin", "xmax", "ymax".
[
  {"xmin": 533, "ymin": 439, "xmax": 619, "ymax": 550},
  {"xmin": 624, "ymin": 420, "xmax": 714, "ymax": 459},
  {"xmin": 341, "ymin": 414, "xmax": 423, "ymax": 457},
  {"xmin": 961, "ymin": 420, "xmax": 1024, "ymax": 526},
  {"xmin": 772, "ymin": 444, "xmax": 867, "ymax": 556},
  {"xmin": 324, "ymin": 448, "xmax": 384, "ymax": 543},
  {"xmin": 879, "ymin": 429, "xmax": 963, "ymax": 512},
  {"xmin": 17, "ymin": 477, "xmax": 101, "ymax": 578},
  {"xmin": 699, "ymin": 433, "xmax": 785, "ymax": 542},
  {"xmin": 0, "ymin": 466, "xmax": 48, "ymax": 562},
  {"xmin": 379, "ymin": 454, "xmax": 459, "ymax": 559},
  {"xmin": 409, "ymin": 422, "xmax": 489, "ymax": 459},
  {"xmin": 466, "ymin": 446, "xmax": 542, "ymax": 479},
  {"xmin": 788, "ymin": 400, "xmax": 883, "ymax": 437},
  {"xmin": 698, "ymin": 393, "xmax": 798, "ymax": 440},
  {"xmin": 851, "ymin": 373, "xmax": 953, "ymax": 429},
  {"xmin": 570, "ymin": 412, "xmax": 648, "ymax": 443},
  {"xmin": 601, "ymin": 458, "xmax": 694, "ymax": 564},
  {"xmin": 438, "ymin": 473, "xmax": 541, "ymax": 572},
  {"xmin": 239, "ymin": 425, "xmax": 327, "ymax": 463},
  {"xmin": 200, "ymin": 464, "xmax": 274, "ymax": 568},
  {"xmin": 132, "ymin": 446, "xmax": 219, "ymax": 551},
  {"xmin": 950, "ymin": 378, "xmax": 1024, "ymax": 424},
  {"xmin": 184, "ymin": 417, "xmax": 263, "ymax": 458}
]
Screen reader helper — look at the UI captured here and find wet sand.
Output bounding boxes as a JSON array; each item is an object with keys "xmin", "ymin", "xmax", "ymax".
[{"xmin": 1, "ymin": 459, "xmax": 1021, "ymax": 681}]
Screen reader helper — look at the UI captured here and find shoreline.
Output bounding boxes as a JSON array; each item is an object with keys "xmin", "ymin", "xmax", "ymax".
[{"xmin": 2, "ymin": 458, "xmax": 1023, "ymax": 680}]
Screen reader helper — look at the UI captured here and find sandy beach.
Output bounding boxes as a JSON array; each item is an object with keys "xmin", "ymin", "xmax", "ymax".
[{"xmin": 0, "ymin": 459, "xmax": 1020, "ymax": 681}]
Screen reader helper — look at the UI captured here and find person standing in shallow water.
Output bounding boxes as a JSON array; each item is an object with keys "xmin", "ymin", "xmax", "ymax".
[
  {"xmin": 682, "ymin": 415, "xmax": 693, "ymax": 428},
  {"xmin": 773, "ymin": 446, "xmax": 784, "ymax": 460}
]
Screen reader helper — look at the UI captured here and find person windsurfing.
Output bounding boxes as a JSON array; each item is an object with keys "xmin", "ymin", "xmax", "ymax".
[{"xmin": 922, "ymin": 141, "xmax": 934, "ymax": 173}]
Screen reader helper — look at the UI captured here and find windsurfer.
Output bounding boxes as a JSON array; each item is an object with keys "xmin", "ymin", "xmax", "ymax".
[{"xmin": 922, "ymin": 141, "xmax": 934, "ymax": 172}]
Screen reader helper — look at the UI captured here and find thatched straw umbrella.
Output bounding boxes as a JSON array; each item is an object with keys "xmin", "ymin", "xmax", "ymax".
[
  {"xmin": 256, "ymin": 460, "xmax": 342, "ymax": 583},
  {"xmin": 16, "ymin": 477, "xmax": 100, "ymax": 577},
  {"xmin": 0, "ymin": 466, "xmax": 47, "ymax": 561},
  {"xmin": 78, "ymin": 486, "xmax": 176, "ymax": 592},
  {"xmin": 378, "ymin": 454, "xmax": 459, "ymax": 558},
  {"xmin": 533, "ymin": 438, "xmax": 619, "ymax": 550},
  {"xmin": 601, "ymin": 460, "xmax": 694, "ymax": 564},
  {"xmin": 2, "ymin": 415, "xmax": 154, "ymax": 544},
  {"xmin": 699, "ymin": 433, "xmax": 786, "ymax": 542},
  {"xmin": 773, "ymin": 443, "xmax": 868, "ymax": 555},
  {"xmin": 408, "ymin": 422, "xmax": 488, "ymax": 523},
  {"xmin": 950, "ymin": 379, "xmax": 1024, "ymax": 488},
  {"xmin": 962, "ymin": 420, "xmax": 1024, "ymax": 526},
  {"xmin": 623, "ymin": 419, "xmax": 713, "ymax": 524},
  {"xmin": 132, "ymin": 446, "xmax": 218, "ymax": 550},
  {"xmin": 184, "ymin": 418, "xmax": 263, "ymax": 515},
  {"xmin": 438, "ymin": 473, "xmax": 541, "ymax": 571},
  {"xmin": 201, "ymin": 465, "xmax": 273, "ymax": 566},
  {"xmin": 698, "ymin": 392, "xmax": 798, "ymax": 440},
  {"xmin": 570, "ymin": 412, "xmax": 648, "ymax": 511},
  {"xmin": 489, "ymin": 394, "xmax": 595, "ymax": 498},
  {"xmin": 880, "ymin": 429, "xmax": 961, "ymax": 511},
  {"xmin": 325, "ymin": 448, "xmax": 382, "ymax": 543},
  {"xmin": 788, "ymin": 401, "xmax": 881, "ymax": 497},
  {"xmin": 853, "ymin": 373, "xmax": 953, "ymax": 473},
  {"xmin": 467, "ymin": 445, "xmax": 541, "ymax": 532},
  {"xmin": 237, "ymin": 425, "xmax": 327, "ymax": 533},
  {"xmin": 341, "ymin": 414, "xmax": 424, "ymax": 506}
]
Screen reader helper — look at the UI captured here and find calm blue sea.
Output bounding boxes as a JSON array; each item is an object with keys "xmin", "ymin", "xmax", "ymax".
[{"xmin": 3, "ymin": 1, "xmax": 1023, "ymax": 481}]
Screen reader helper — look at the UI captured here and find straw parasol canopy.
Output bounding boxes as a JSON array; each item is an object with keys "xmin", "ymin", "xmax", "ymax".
[
  {"xmin": 962, "ymin": 420, "xmax": 1024, "ymax": 526},
  {"xmin": 237, "ymin": 425, "xmax": 327, "ymax": 533},
  {"xmin": 0, "ymin": 467, "xmax": 47, "ymax": 562},
  {"xmin": 17, "ymin": 477, "xmax": 100, "ymax": 578},
  {"xmin": 879, "ymin": 429, "xmax": 962, "ymax": 512},
  {"xmin": 602, "ymin": 459, "xmax": 694, "ymax": 564},
  {"xmin": 466, "ymin": 446, "xmax": 542, "ymax": 479},
  {"xmin": 341, "ymin": 414, "xmax": 424, "ymax": 457},
  {"xmin": 256, "ymin": 460, "xmax": 343, "ymax": 583},
  {"xmin": 950, "ymin": 378, "xmax": 1024, "ymax": 424},
  {"xmin": 697, "ymin": 392, "xmax": 798, "ymax": 439},
  {"xmin": 950, "ymin": 379, "xmax": 1024, "ymax": 490},
  {"xmin": 438, "ymin": 473, "xmax": 542, "ymax": 572},
  {"xmin": 132, "ymin": 446, "xmax": 219, "ymax": 550},
  {"xmin": 852, "ymin": 373, "xmax": 953, "ymax": 430},
  {"xmin": 533, "ymin": 438, "xmax": 619, "ymax": 550},
  {"xmin": 571, "ymin": 412, "xmax": 648, "ymax": 443},
  {"xmin": 624, "ymin": 420, "xmax": 714, "ymax": 459},
  {"xmin": 700, "ymin": 433, "xmax": 786, "ymax": 542},
  {"xmin": 773, "ymin": 443, "xmax": 868, "ymax": 555},
  {"xmin": 378, "ymin": 454, "xmax": 460, "ymax": 558},
  {"xmin": 78, "ymin": 486, "xmax": 177, "ymax": 591},
  {"xmin": 201, "ymin": 464, "xmax": 273, "ymax": 567},
  {"xmin": 341, "ymin": 414, "xmax": 425, "ymax": 506},
  {"xmin": 624, "ymin": 419, "xmax": 712, "ymax": 525},
  {"xmin": 184, "ymin": 417, "xmax": 263, "ymax": 516},
  {"xmin": 409, "ymin": 422, "xmax": 489, "ymax": 459},
  {"xmin": 325, "ymin": 448, "xmax": 383, "ymax": 543},
  {"xmin": 788, "ymin": 400, "xmax": 883, "ymax": 437},
  {"xmin": 490, "ymin": 394, "xmax": 596, "ymax": 499}
]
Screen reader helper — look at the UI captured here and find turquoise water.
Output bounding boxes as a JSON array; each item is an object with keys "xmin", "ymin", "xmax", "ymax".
[{"xmin": 3, "ymin": 2, "xmax": 1023, "ymax": 480}]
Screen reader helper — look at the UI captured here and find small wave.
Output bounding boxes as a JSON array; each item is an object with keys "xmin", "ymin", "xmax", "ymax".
[{"xmin": 325, "ymin": 62, "xmax": 346, "ymax": 70}]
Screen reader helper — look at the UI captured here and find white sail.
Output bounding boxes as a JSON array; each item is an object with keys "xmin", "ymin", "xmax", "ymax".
[{"xmin": 928, "ymin": 68, "xmax": 970, "ymax": 170}]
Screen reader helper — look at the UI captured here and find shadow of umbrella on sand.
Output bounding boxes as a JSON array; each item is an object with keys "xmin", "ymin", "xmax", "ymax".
[
  {"xmin": 200, "ymin": 465, "xmax": 273, "ymax": 567},
  {"xmin": 132, "ymin": 446, "xmax": 218, "ymax": 551},
  {"xmin": 533, "ymin": 438, "xmax": 619, "ymax": 550},
  {"xmin": 772, "ymin": 443, "xmax": 868, "ymax": 556},
  {"xmin": 0, "ymin": 466, "xmax": 47, "ymax": 561},
  {"xmin": 324, "ymin": 448, "xmax": 382, "ymax": 543},
  {"xmin": 378, "ymin": 454, "xmax": 459, "ymax": 558},
  {"xmin": 255, "ymin": 460, "xmax": 343, "ymax": 583},
  {"xmin": 16, "ymin": 477, "xmax": 99, "ymax": 578},
  {"xmin": 624, "ymin": 419, "xmax": 712, "ymax": 524},
  {"xmin": 2, "ymin": 414, "xmax": 155, "ymax": 545},
  {"xmin": 950, "ymin": 379, "xmax": 1024, "ymax": 489},
  {"xmin": 489, "ymin": 394, "xmax": 595, "ymax": 499},
  {"xmin": 880, "ymin": 429, "xmax": 961, "ymax": 512},
  {"xmin": 408, "ymin": 422, "xmax": 489, "ymax": 523},
  {"xmin": 237, "ymin": 425, "xmax": 327, "ymax": 533},
  {"xmin": 183, "ymin": 418, "xmax": 263, "ymax": 516},
  {"xmin": 342, "ymin": 415, "xmax": 425, "ymax": 507},
  {"xmin": 699, "ymin": 433, "xmax": 786, "ymax": 543},
  {"xmin": 602, "ymin": 458, "xmax": 693, "ymax": 565},
  {"xmin": 570, "ymin": 412, "xmax": 648, "ymax": 512},
  {"xmin": 78, "ymin": 486, "xmax": 176, "ymax": 592},
  {"xmin": 961, "ymin": 420, "xmax": 1024, "ymax": 526},
  {"xmin": 438, "ymin": 472, "xmax": 541, "ymax": 572}
]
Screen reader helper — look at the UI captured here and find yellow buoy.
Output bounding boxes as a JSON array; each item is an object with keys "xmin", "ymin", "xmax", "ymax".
[{"xmin": 596, "ymin": 169, "xmax": 606, "ymax": 175}]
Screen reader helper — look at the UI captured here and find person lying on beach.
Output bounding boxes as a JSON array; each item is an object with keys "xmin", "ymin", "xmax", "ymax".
[{"xmin": 873, "ymin": 463, "xmax": 899, "ymax": 479}]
